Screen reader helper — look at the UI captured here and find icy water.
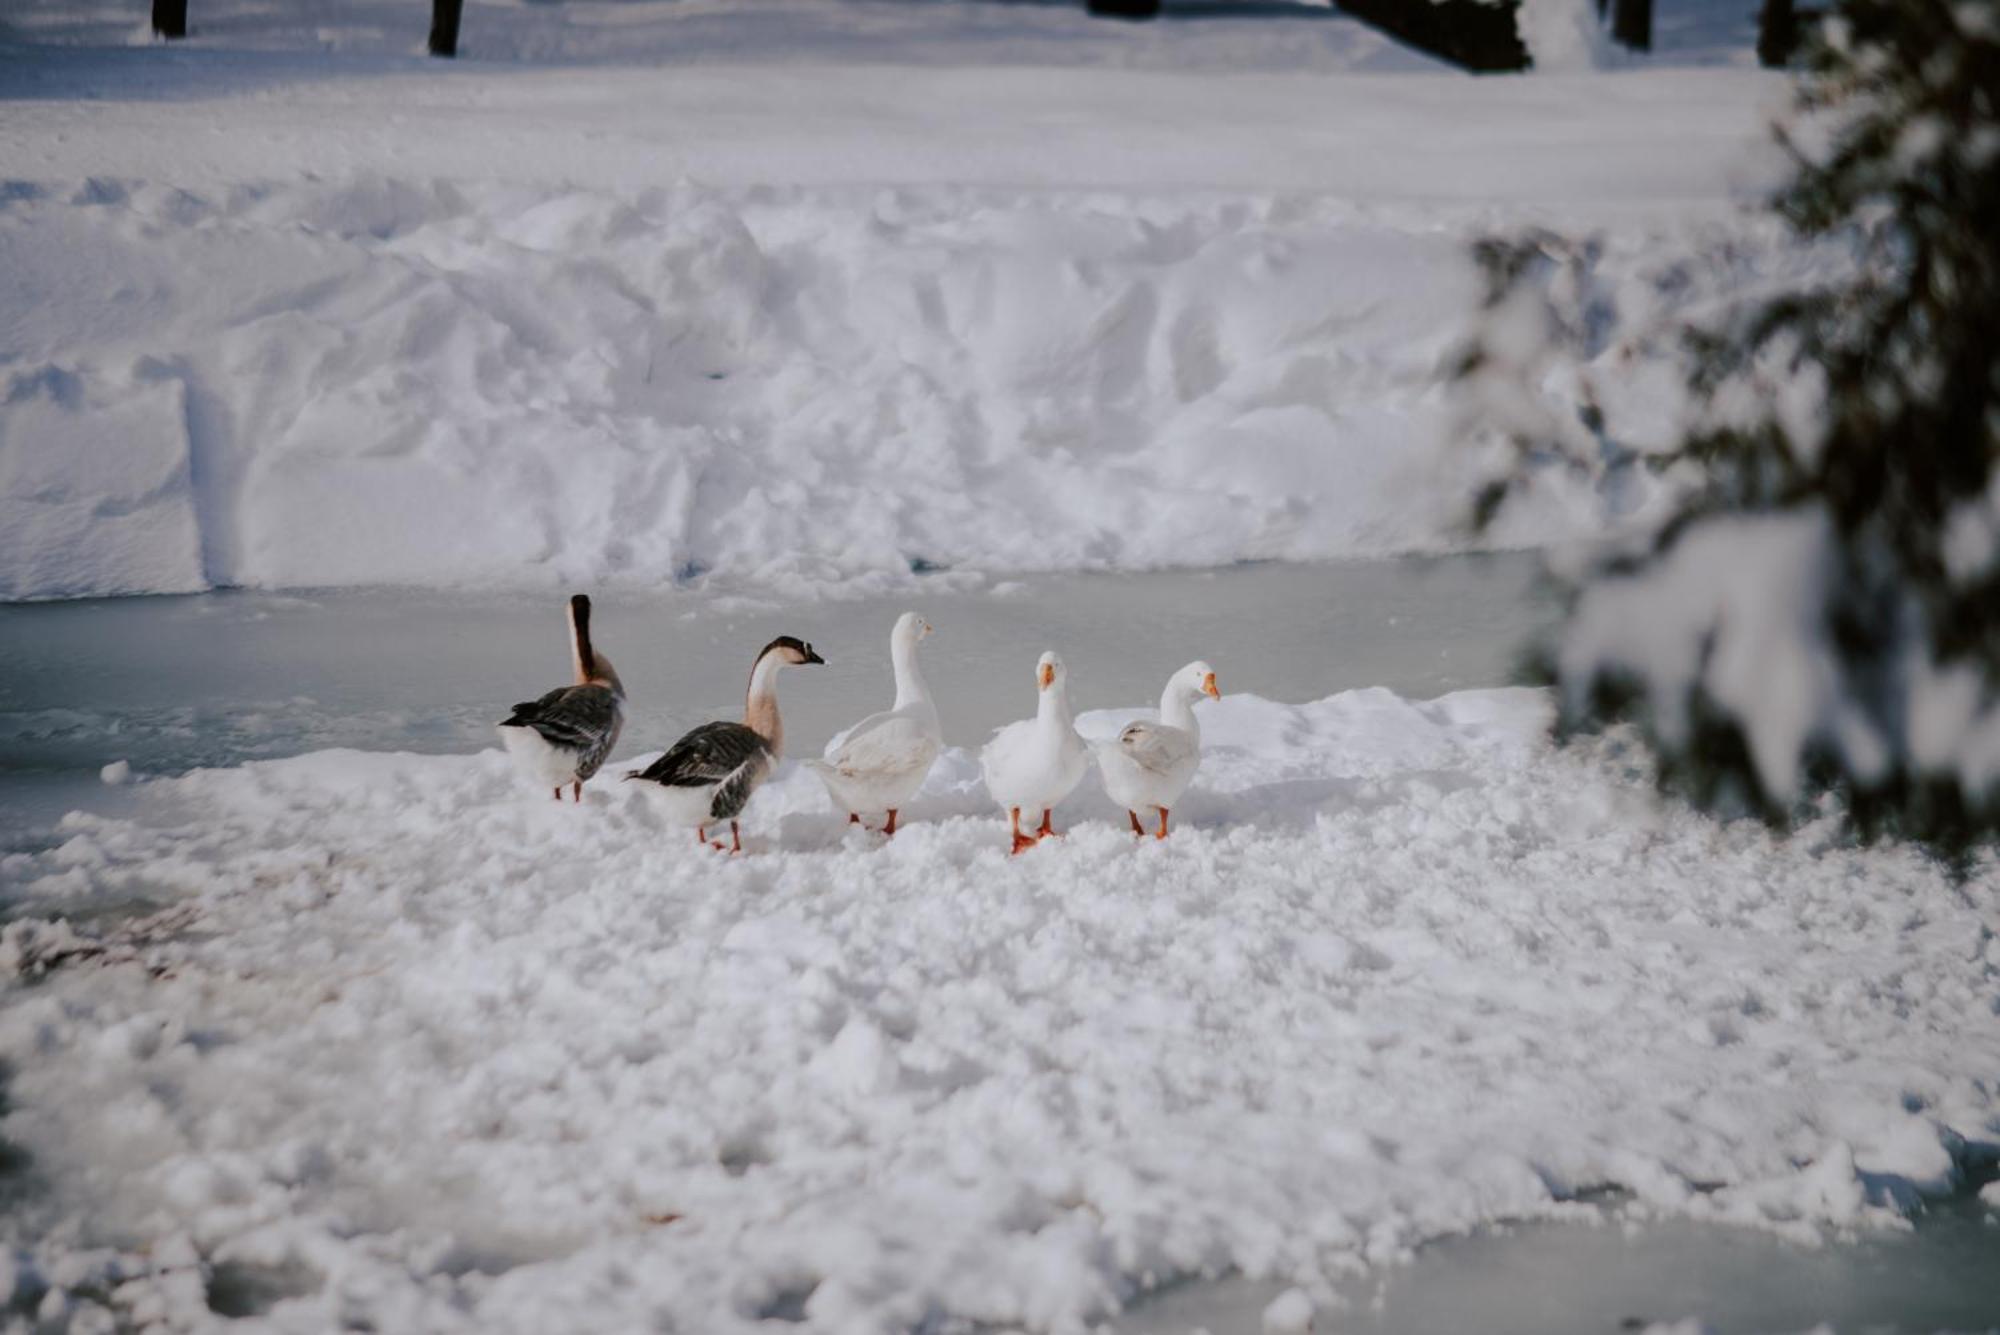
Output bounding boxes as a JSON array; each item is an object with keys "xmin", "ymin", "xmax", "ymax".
[
  {"xmin": 1124, "ymin": 1206, "xmax": 2000, "ymax": 1335},
  {"xmin": 0, "ymin": 556, "xmax": 1549, "ymax": 826}
]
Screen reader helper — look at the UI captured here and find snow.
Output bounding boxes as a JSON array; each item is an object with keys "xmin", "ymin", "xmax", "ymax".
[
  {"xmin": 3, "ymin": 686, "xmax": 1994, "ymax": 1333},
  {"xmin": 0, "ymin": 0, "xmax": 1797, "ymax": 602},
  {"xmin": 1262, "ymin": 1286, "xmax": 1316, "ymax": 1333},
  {"xmin": 1557, "ymin": 506, "xmax": 2000, "ymax": 808}
]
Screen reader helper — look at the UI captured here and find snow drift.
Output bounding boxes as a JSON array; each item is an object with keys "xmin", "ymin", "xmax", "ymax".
[
  {"xmin": 2, "ymin": 688, "xmax": 1994, "ymax": 1332},
  {"xmin": 0, "ymin": 0, "xmax": 1792, "ymax": 602},
  {"xmin": 0, "ymin": 175, "xmax": 1804, "ymax": 603}
]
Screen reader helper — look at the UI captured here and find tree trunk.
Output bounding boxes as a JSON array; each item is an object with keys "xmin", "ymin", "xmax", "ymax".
[
  {"xmin": 1757, "ymin": 0, "xmax": 1799, "ymax": 67},
  {"xmin": 152, "ymin": 0, "xmax": 187, "ymax": 39},
  {"xmin": 1085, "ymin": 0, "xmax": 1161, "ymax": 17},
  {"xmin": 429, "ymin": 0, "xmax": 463, "ymax": 57},
  {"xmin": 1610, "ymin": 0, "xmax": 1651, "ymax": 50}
]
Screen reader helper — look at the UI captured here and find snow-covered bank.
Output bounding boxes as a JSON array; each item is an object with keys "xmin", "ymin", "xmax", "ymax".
[
  {"xmin": 0, "ymin": 1, "xmax": 1796, "ymax": 602},
  {"xmin": 3, "ymin": 687, "xmax": 1994, "ymax": 1332},
  {"xmin": 0, "ymin": 175, "xmax": 1802, "ymax": 603}
]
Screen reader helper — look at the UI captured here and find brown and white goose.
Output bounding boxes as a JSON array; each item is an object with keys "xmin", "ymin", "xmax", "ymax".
[
  {"xmin": 498, "ymin": 594, "xmax": 626, "ymax": 802},
  {"xmin": 626, "ymin": 635, "xmax": 825, "ymax": 853}
]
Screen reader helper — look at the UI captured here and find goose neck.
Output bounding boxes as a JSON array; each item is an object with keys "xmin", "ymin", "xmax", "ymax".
[
  {"xmin": 745, "ymin": 654, "xmax": 785, "ymax": 756},
  {"xmin": 1036, "ymin": 679, "xmax": 1073, "ymax": 730},
  {"xmin": 890, "ymin": 634, "xmax": 932, "ymax": 713}
]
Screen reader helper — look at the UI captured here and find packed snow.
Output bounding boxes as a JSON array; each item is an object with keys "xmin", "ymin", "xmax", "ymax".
[{"xmin": 2, "ymin": 684, "xmax": 1995, "ymax": 1333}]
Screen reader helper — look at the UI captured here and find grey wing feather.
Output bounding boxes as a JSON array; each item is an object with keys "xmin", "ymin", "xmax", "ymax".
[
  {"xmin": 501, "ymin": 685, "xmax": 624, "ymax": 779},
  {"xmin": 706, "ymin": 750, "xmax": 772, "ymax": 820},
  {"xmin": 632, "ymin": 721, "xmax": 770, "ymax": 789},
  {"xmin": 1116, "ymin": 720, "xmax": 1194, "ymax": 776}
]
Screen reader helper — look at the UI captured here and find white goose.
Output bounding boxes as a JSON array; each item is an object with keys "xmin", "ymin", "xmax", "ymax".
[
  {"xmin": 1095, "ymin": 660, "xmax": 1219, "ymax": 839},
  {"xmin": 805, "ymin": 612, "xmax": 942, "ymax": 836},
  {"xmin": 980, "ymin": 650, "xmax": 1090, "ymax": 855},
  {"xmin": 498, "ymin": 594, "xmax": 626, "ymax": 802}
]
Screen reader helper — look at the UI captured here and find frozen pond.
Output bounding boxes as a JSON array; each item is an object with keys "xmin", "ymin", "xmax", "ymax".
[
  {"xmin": 0, "ymin": 556, "xmax": 1550, "ymax": 829},
  {"xmin": 1125, "ymin": 1206, "xmax": 2000, "ymax": 1334}
]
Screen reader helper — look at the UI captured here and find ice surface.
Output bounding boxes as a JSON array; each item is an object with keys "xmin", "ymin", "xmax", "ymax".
[
  {"xmin": 1, "ymin": 675, "xmax": 1994, "ymax": 1332},
  {"xmin": 0, "ymin": 558, "xmax": 1554, "ymax": 782},
  {"xmin": 1125, "ymin": 1209, "xmax": 2000, "ymax": 1334}
]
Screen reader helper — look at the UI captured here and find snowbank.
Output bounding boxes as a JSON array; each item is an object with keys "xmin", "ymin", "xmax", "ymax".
[
  {"xmin": 2, "ymin": 688, "xmax": 1993, "ymax": 1332},
  {"xmin": 0, "ymin": 1, "xmax": 1794, "ymax": 602},
  {"xmin": 0, "ymin": 174, "xmax": 1804, "ymax": 603}
]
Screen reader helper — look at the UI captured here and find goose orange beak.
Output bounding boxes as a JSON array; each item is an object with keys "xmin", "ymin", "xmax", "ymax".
[
  {"xmin": 1203, "ymin": 672, "xmax": 1220, "ymax": 699},
  {"xmin": 1039, "ymin": 663, "xmax": 1056, "ymax": 689}
]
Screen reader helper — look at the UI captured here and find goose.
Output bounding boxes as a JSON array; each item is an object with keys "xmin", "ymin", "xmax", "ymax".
[
  {"xmin": 1095, "ymin": 661, "xmax": 1219, "ymax": 839},
  {"xmin": 979, "ymin": 651, "xmax": 1090, "ymax": 855},
  {"xmin": 498, "ymin": 594, "xmax": 626, "ymax": 802},
  {"xmin": 625, "ymin": 635, "xmax": 824, "ymax": 853},
  {"xmin": 804, "ymin": 612, "xmax": 942, "ymax": 836}
]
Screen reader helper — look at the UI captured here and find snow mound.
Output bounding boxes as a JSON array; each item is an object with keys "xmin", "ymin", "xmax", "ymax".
[
  {"xmin": 0, "ymin": 361, "xmax": 205, "ymax": 599},
  {"xmin": 0, "ymin": 171, "xmax": 1808, "ymax": 602},
  {"xmin": 2, "ymin": 688, "xmax": 1993, "ymax": 1332}
]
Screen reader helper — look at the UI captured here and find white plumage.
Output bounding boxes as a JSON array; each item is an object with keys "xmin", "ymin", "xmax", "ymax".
[
  {"xmin": 805, "ymin": 613, "xmax": 942, "ymax": 835},
  {"xmin": 1094, "ymin": 660, "xmax": 1219, "ymax": 839},
  {"xmin": 980, "ymin": 650, "xmax": 1090, "ymax": 854}
]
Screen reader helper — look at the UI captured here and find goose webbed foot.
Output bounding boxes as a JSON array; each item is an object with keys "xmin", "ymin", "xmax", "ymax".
[
  {"xmin": 1036, "ymin": 809, "xmax": 1060, "ymax": 841},
  {"xmin": 1128, "ymin": 810, "xmax": 1144, "ymax": 837},
  {"xmin": 1156, "ymin": 807, "xmax": 1170, "ymax": 839},
  {"xmin": 884, "ymin": 809, "xmax": 899, "ymax": 838},
  {"xmin": 1009, "ymin": 807, "xmax": 1036, "ymax": 856}
]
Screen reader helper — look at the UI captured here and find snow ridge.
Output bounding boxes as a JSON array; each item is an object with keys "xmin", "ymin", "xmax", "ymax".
[{"xmin": 0, "ymin": 174, "xmax": 1810, "ymax": 602}]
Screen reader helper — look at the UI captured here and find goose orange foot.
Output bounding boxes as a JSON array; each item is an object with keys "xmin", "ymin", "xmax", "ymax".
[
  {"xmin": 1009, "ymin": 808, "xmax": 1037, "ymax": 856},
  {"xmin": 695, "ymin": 825, "xmax": 740, "ymax": 853}
]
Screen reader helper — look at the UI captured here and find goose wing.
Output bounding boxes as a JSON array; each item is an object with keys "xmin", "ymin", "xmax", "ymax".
[
  {"xmin": 501, "ymin": 683, "xmax": 621, "ymax": 751},
  {"xmin": 825, "ymin": 709, "xmax": 939, "ymax": 778},
  {"xmin": 1112, "ymin": 720, "xmax": 1196, "ymax": 777},
  {"xmin": 632, "ymin": 721, "xmax": 770, "ymax": 788}
]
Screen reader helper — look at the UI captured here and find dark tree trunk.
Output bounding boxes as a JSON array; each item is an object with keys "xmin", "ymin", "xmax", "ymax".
[
  {"xmin": 1757, "ymin": 0, "xmax": 1799, "ymax": 66},
  {"xmin": 1085, "ymin": 0, "xmax": 1160, "ymax": 17},
  {"xmin": 1334, "ymin": 0, "xmax": 1529, "ymax": 72},
  {"xmin": 1610, "ymin": 0, "xmax": 1651, "ymax": 50},
  {"xmin": 429, "ymin": 0, "xmax": 464, "ymax": 57},
  {"xmin": 152, "ymin": 0, "xmax": 187, "ymax": 39}
]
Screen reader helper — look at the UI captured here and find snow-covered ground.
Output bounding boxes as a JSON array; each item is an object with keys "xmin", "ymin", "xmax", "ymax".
[
  {"xmin": 4, "ymin": 679, "xmax": 1996, "ymax": 1332},
  {"xmin": 1, "ymin": 0, "xmax": 1798, "ymax": 601}
]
